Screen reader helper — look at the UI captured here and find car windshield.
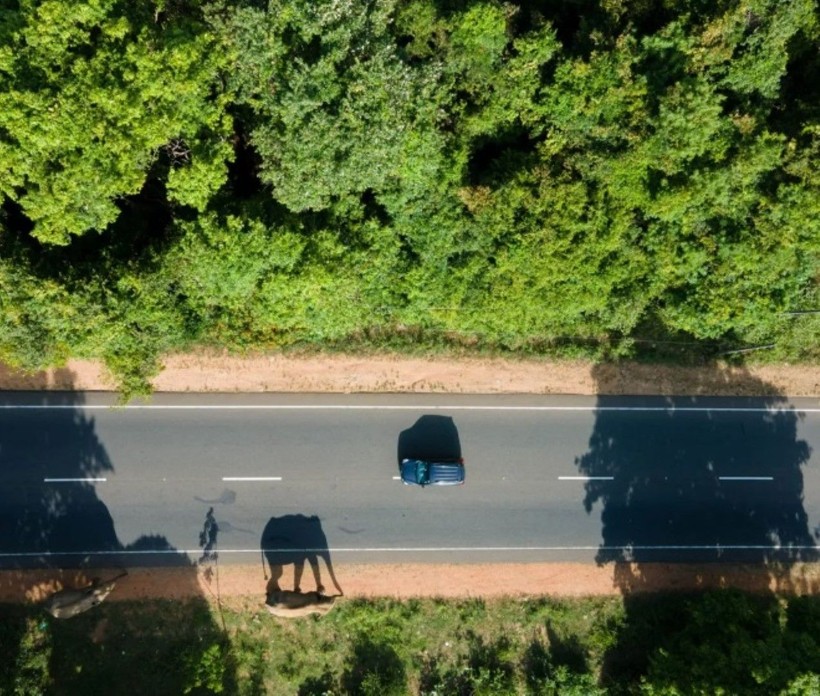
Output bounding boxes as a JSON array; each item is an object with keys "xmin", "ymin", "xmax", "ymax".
[{"xmin": 415, "ymin": 461, "xmax": 430, "ymax": 485}]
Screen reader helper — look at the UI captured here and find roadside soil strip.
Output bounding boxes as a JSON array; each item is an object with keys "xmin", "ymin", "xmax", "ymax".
[
  {"xmin": 1, "ymin": 353, "xmax": 818, "ymax": 396},
  {"xmin": 4, "ymin": 563, "xmax": 820, "ymax": 604}
]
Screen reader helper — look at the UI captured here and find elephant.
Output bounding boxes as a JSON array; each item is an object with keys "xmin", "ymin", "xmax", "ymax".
[
  {"xmin": 260, "ymin": 514, "xmax": 342, "ymax": 595},
  {"xmin": 43, "ymin": 571, "xmax": 127, "ymax": 619}
]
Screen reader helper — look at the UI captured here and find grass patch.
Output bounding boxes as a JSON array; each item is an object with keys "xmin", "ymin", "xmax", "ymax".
[{"xmin": 1, "ymin": 591, "xmax": 818, "ymax": 695}]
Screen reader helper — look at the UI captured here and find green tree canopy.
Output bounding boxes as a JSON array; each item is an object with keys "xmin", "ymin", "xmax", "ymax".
[
  {"xmin": 0, "ymin": 0, "xmax": 818, "ymax": 393},
  {"xmin": 0, "ymin": 0, "xmax": 231, "ymax": 244}
]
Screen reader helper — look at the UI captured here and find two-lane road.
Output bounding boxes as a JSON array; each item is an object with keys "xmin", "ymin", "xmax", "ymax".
[{"xmin": 1, "ymin": 392, "xmax": 818, "ymax": 568}]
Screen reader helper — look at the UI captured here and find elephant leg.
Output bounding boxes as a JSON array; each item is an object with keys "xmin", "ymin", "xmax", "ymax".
[
  {"xmin": 293, "ymin": 559, "xmax": 305, "ymax": 593},
  {"xmin": 267, "ymin": 563, "xmax": 283, "ymax": 592},
  {"xmin": 318, "ymin": 551, "xmax": 343, "ymax": 596},
  {"xmin": 307, "ymin": 555, "xmax": 324, "ymax": 593}
]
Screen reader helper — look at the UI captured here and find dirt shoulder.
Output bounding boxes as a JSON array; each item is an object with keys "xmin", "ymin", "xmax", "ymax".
[
  {"xmin": 5, "ymin": 562, "xmax": 820, "ymax": 606},
  {"xmin": 1, "ymin": 351, "xmax": 818, "ymax": 396}
]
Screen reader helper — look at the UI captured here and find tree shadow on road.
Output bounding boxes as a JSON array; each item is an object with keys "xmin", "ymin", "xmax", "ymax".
[
  {"xmin": 0, "ymin": 388, "xmax": 117, "ymax": 572},
  {"xmin": 574, "ymin": 363, "xmax": 820, "ymax": 693},
  {"xmin": 0, "ymin": 388, "xmax": 196, "ymax": 571},
  {"xmin": 0, "ymin": 383, "xmax": 238, "ymax": 693}
]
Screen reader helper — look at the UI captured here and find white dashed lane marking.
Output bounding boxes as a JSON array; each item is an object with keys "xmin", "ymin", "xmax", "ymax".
[
  {"xmin": 558, "ymin": 476, "xmax": 614, "ymax": 481},
  {"xmin": 718, "ymin": 476, "xmax": 774, "ymax": 481},
  {"xmin": 221, "ymin": 476, "xmax": 282, "ymax": 482}
]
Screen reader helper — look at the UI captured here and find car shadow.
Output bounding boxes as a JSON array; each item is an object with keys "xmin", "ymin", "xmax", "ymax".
[{"xmin": 397, "ymin": 415, "xmax": 462, "ymax": 464}]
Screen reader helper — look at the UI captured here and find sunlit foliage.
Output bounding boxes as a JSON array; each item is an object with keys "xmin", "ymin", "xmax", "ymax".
[{"xmin": 1, "ymin": 0, "xmax": 818, "ymax": 393}]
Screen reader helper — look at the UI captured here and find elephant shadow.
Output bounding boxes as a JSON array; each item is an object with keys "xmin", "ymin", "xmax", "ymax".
[{"xmin": 261, "ymin": 514, "xmax": 342, "ymax": 596}]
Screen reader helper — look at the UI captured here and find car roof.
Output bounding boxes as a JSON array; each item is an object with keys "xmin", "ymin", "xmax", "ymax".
[{"xmin": 400, "ymin": 459, "xmax": 465, "ymax": 486}]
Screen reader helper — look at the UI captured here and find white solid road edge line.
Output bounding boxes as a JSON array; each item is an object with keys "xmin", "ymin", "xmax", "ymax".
[
  {"xmin": 560, "ymin": 475, "xmax": 776, "ymax": 481},
  {"xmin": 43, "ymin": 477, "xmax": 107, "ymax": 483},
  {"xmin": 222, "ymin": 476, "xmax": 282, "ymax": 482},
  {"xmin": 1, "ymin": 544, "xmax": 818, "ymax": 558},
  {"xmin": 2, "ymin": 404, "xmax": 820, "ymax": 413}
]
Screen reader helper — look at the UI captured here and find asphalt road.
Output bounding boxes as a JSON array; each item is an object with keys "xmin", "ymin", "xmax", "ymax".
[{"xmin": 1, "ymin": 392, "xmax": 819, "ymax": 575}]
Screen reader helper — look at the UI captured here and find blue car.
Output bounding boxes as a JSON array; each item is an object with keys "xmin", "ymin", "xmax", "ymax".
[{"xmin": 399, "ymin": 458, "xmax": 465, "ymax": 487}]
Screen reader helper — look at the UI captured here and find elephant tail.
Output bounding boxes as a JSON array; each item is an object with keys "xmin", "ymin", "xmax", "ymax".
[{"xmin": 320, "ymin": 551, "xmax": 343, "ymax": 596}]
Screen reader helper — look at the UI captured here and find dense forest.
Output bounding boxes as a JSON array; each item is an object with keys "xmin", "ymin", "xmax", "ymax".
[{"xmin": 1, "ymin": 0, "xmax": 818, "ymax": 395}]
